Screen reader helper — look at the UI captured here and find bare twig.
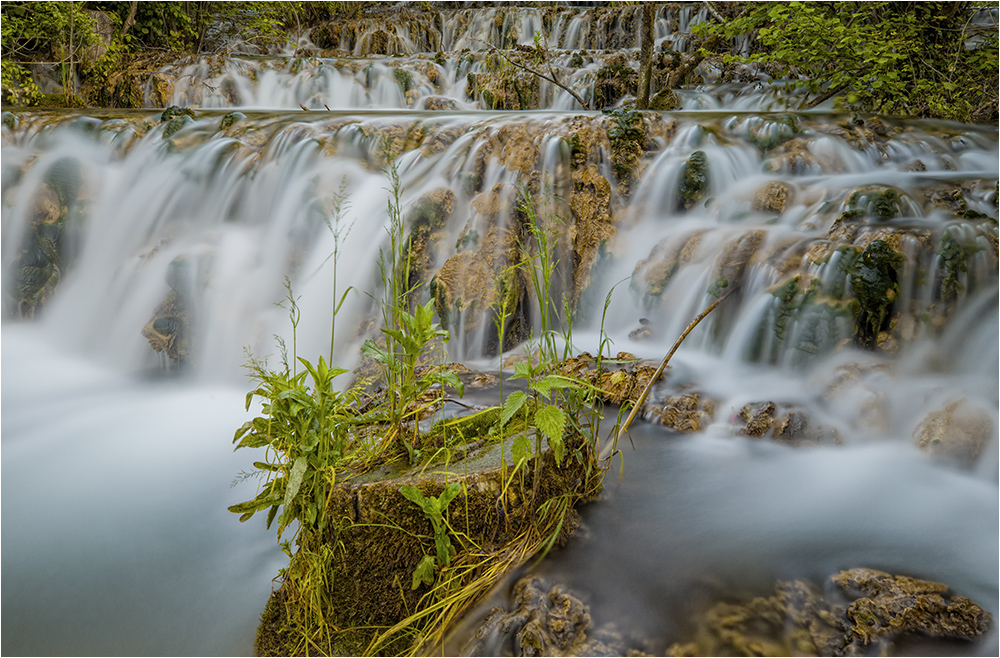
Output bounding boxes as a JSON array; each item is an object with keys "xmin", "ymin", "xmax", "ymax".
[
  {"xmin": 599, "ymin": 283, "xmax": 739, "ymax": 461},
  {"xmin": 704, "ymin": 0, "xmax": 726, "ymax": 24},
  {"xmin": 473, "ymin": 38, "xmax": 591, "ymax": 110}
]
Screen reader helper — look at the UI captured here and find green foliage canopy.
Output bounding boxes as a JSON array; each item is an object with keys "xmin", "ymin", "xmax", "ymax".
[{"xmin": 698, "ymin": 1, "xmax": 999, "ymax": 123}]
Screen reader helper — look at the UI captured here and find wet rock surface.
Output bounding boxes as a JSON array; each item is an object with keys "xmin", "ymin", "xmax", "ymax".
[
  {"xmin": 464, "ymin": 569, "xmax": 991, "ymax": 657},
  {"xmin": 462, "ymin": 576, "xmax": 653, "ymax": 657},
  {"xmin": 668, "ymin": 568, "xmax": 992, "ymax": 657}
]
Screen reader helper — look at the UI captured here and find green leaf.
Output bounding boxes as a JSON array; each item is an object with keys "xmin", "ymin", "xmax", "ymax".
[
  {"xmin": 400, "ymin": 485, "xmax": 433, "ymax": 516},
  {"xmin": 512, "ymin": 434, "xmax": 532, "ymax": 464},
  {"xmin": 439, "ymin": 482, "xmax": 461, "ymax": 509},
  {"xmin": 252, "ymin": 461, "xmax": 282, "ymax": 472},
  {"xmin": 534, "ymin": 404, "xmax": 567, "ymax": 445},
  {"xmin": 424, "ymin": 370, "xmax": 465, "ymax": 396},
  {"xmin": 500, "ymin": 391, "xmax": 527, "ymax": 427},
  {"xmin": 361, "ymin": 339, "xmax": 393, "ymax": 365},
  {"xmin": 282, "ymin": 456, "xmax": 308, "ymax": 516},
  {"xmin": 435, "ymin": 531, "xmax": 455, "ymax": 568},
  {"xmin": 511, "ymin": 361, "xmax": 534, "ymax": 380},
  {"xmin": 530, "ymin": 375, "xmax": 579, "ymax": 399},
  {"xmin": 411, "ymin": 554, "xmax": 436, "ymax": 589}
]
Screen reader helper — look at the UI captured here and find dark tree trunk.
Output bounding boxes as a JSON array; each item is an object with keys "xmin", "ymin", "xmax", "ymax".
[{"xmin": 637, "ymin": 3, "xmax": 655, "ymax": 109}]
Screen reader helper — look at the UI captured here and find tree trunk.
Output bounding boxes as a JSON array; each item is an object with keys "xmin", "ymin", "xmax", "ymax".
[{"xmin": 637, "ymin": 3, "xmax": 655, "ymax": 109}]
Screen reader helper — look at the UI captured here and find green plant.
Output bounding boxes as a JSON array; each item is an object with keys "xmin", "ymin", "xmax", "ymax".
[
  {"xmin": 361, "ymin": 299, "xmax": 465, "ymax": 452},
  {"xmin": 697, "ymin": 2, "xmax": 999, "ymax": 123},
  {"xmin": 229, "ymin": 351, "xmax": 354, "ymax": 538},
  {"xmin": 400, "ymin": 483, "xmax": 462, "ymax": 588}
]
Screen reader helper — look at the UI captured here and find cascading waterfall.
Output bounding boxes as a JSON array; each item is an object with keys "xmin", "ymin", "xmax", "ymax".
[{"xmin": 2, "ymin": 4, "xmax": 997, "ymax": 656}]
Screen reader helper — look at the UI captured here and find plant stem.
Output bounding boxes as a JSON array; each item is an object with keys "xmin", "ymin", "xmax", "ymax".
[{"xmin": 601, "ymin": 284, "xmax": 738, "ymax": 460}]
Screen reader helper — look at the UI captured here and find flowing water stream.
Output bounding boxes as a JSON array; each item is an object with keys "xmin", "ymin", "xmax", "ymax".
[{"xmin": 2, "ymin": 5, "xmax": 998, "ymax": 656}]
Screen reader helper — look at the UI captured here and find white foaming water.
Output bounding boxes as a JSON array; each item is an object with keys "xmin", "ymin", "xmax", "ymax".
[{"xmin": 2, "ymin": 98, "xmax": 996, "ymax": 655}]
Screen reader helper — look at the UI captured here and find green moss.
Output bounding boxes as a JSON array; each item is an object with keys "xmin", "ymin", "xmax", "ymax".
[
  {"xmin": 160, "ymin": 105, "xmax": 195, "ymax": 123},
  {"xmin": 393, "ymin": 67, "xmax": 414, "ymax": 94},
  {"xmin": 847, "ymin": 187, "xmax": 902, "ymax": 219},
  {"xmin": 677, "ymin": 150, "xmax": 709, "ymax": 211},
  {"xmin": 850, "ymin": 239, "xmax": 905, "ymax": 347},
  {"xmin": 255, "ymin": 430, "xmax": 602, "ymax": 656},
  {"xmin": 592, "ymin": 62, "xmax": 636, "ymax": 108},
  {"xmin": 220, "ymin": 111, "xmax": 245, "ymax": 130},
  {"xmin": 648, "ymin": 88, "xmax": 680, "ymax": 111}
]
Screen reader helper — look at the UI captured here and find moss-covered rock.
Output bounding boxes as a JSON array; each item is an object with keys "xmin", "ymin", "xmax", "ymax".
[
  {"xmin": 255, "ymin": 426, "xmax": 603, "ymax": 656},
  {"xmin": 592, "ymin": 54, "xmax": 636, "ymax": 108},
  {"xmin": 668, "ymin": 568, "xmax": 992, "ymax": 656},
  {"xmin": 850, "ymin": 239, "xmax": 905, "ymax": 347},
  {"xmin": 676, "ymin": 150, "xmax": 709, "ymax": 211},
  {"xmin": 649, "ymin": 88, "xmax": 680, "ymax": 111},
  {"xmin": 569, "ymin": 163, "xmax": 616, "ymax": 304}
]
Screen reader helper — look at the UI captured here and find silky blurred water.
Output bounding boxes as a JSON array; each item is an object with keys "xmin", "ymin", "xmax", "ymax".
[{"xmin": 1, "ymin": 325, "xmax": 285, "ymax": 655}]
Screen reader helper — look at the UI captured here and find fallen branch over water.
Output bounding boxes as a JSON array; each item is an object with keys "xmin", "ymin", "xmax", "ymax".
[{"xmin": 600, "ymin": 283, "xmax": 739, "ymax": 460}]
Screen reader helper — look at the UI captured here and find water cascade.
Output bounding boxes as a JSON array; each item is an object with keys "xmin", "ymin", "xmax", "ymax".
[{"xmin": 2, "ymin": 3, "xmax": 997, "ymax": 656}]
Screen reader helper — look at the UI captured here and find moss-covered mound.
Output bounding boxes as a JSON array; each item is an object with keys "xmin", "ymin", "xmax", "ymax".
[{"xmin": 255, "ymin": 424, "xmax": 603, "ymax": 656}]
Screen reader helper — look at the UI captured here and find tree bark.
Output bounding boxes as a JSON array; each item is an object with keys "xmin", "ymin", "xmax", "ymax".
[
  {"xmin": 637, "ymin": 3, "xmax": 655, "ymax": 109},
  {"xmin": 122, "ymin": 1, "xmax": 139, "ymax": 37}
]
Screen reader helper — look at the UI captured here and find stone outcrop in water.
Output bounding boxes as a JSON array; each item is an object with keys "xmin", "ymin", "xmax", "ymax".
[
  {"xmin": 460, "ymin": 576, "xmax": 652, "ymax": 656},
  {"xmin": 254, "ymin": 419, "xmax": 603, "ymax": 656},
  {"xmin": 462, "ymin": 568, "xmax": 992, "ymax": 657},
  {"xmin": 667, "ymin": 569, "xmax": 992, "ymax": 657},
  {"xmin": 913, "ymin": 399, "xmax": 993, "ymax": 467}
]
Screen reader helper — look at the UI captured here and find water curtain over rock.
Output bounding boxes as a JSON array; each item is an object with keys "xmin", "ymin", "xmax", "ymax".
[{"xmin": 1, "ymin": 2, "xmax": 997, "ymax": 656}]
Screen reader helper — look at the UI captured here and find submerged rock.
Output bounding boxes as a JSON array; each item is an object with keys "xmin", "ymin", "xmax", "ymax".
[
  {"xmin": 462, "ymin": 576, "xmax": 652, "ymax": 656},
  {"xmin": 676, "ymin": 150, "xmax": 709, "ymax": 211},
  {"xmin": 668, "ymin": 568, "xmax": 992, "ymax": 657},
  {"xmin": 753, "ymin": 181, "xmax": 793, "ymax": 215},
  {"xmin": 737, "ymin": 401, "xmax": 842, "ymax": 446},
  {"xmin": 913, "ymin": 399, "xmax": 993, "ymax": 466},
  {"xmin": 850, "ymin": 240, "xmax": 905, "ymax": 347}
]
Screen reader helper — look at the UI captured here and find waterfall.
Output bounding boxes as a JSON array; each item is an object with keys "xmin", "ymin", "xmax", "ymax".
[{"xmin": 2, "ymin": 3, "xmax": 997, "ymax": 656}]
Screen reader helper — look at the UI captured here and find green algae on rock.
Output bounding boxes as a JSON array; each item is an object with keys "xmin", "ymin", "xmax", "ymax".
[{"xmin": 668, "ymin": 568, "xmax": 992, "ymax": 657}]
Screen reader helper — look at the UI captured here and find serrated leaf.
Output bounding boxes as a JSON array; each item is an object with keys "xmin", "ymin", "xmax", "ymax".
[
  {"xmin": 511, "ymin": 361, "xmax": 533, "ymax": 380},
  {"xmin": 500, "ymin": 391, "xmax": 527, "ymax": 427},
  {"xmin": 512, "ymin": 434, "xmax": 531, "ymax": 464},
  {"xmin": 411, "ymin": 554, "xmax": 436, "ymax": 589},
  {"xmin": 534, "ymin": 404, "xmax": 567, "ymax": 445}
]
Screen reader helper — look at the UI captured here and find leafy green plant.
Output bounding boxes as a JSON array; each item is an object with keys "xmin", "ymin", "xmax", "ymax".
[
  {"xmin": 399, "ymin": 483, "xmax": 462, "ymax": 588},
  {"xmin": 696, "ymin": 2, "xmax": 998, "ymax": 123},
  {"xmin": 229, "ymin": 352, "xmax": 353, "ymax": 539},
  {"xmin": 361, "ymin": 299, "xmax": 465, "ymax": 450}
]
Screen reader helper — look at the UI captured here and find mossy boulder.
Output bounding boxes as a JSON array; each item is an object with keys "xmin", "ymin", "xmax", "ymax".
[
  {"xmin": 592, "ymin": 55, "xmax": 637, "ymax": 108},
  {"xmin": 649, "ymin": 88, "xmax": 680, "ymax": 111},
  {"xmin": 668, "ymin": 568, "xmax": 992, "ymax": 656},
  {"xmin": 850, "ymin": 239, "xmax": 905, "ymax": 347},
  {"xmin": 676, "ymin": 150, "xmax": 709, "ymax": 211},
  {"xmin": 255, "ymin": 426, "xmax": 603, "ymax": 656}
]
